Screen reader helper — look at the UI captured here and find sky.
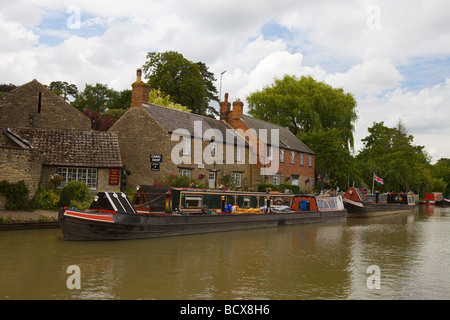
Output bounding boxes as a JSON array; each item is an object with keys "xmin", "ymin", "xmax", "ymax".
[{"xmin": 1, "ymin": 0, "xmax": 449, "ymax": 163}]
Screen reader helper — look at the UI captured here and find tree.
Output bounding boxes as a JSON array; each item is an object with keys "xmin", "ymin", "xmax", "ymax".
[
  {"xmin": 247, "ymin": 75, "xmax": 358, "ymax": 149},
  {"xmin": 431, "ymin": 158, "xmax": 450, "ymax": 193},
  {"xmin": 356, "ymin": 121, "xmax": 431, "ymax": 194},
  {"xmin": 72, "ymin": 83, "xmax": 116, "ymax": 113},
  {"xmin": 141, "ymin": 51, "xmax": 219, "ymax": 117},
  {"xmin": 298, "ymin": 128, "xmax": 357, "ymax": 192},
  {"xmin": 148, "ymin": 88, "xmax": 191, "ymax": 113},
  {"xmin": 47, "ymin": 81, "xmax": 78, "ymax": 101}
]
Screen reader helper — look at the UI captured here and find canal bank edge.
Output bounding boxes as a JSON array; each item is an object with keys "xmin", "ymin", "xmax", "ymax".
[{"xmin": 0, "ymin": 210, "xmax": 60, "ymax": 230}]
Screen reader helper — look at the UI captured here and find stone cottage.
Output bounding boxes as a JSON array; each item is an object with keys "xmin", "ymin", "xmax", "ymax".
[
  {"xmin": 0, "ymin": 80, "xmax": 123, "ymax": 206},
  {"xmin": 109, "ymin": 70, "xmax": 253, "ymax": 191}
]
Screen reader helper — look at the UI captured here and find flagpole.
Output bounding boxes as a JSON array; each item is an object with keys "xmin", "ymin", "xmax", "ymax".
[{"xmin": 372, "ymin": 171, "xmax": 375, "ymax": 194}]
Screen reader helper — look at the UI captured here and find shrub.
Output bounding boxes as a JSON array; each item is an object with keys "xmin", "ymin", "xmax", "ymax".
[
  {"xmin": 0, "ymin": 180, "xmax": 31, "ymax": 210},
  {"xmin": 58, "ymin": 182, "xmax": 90, "ymax": 207},
  {"xmin": 280, "ymin": 183, "xmax": 300, "ymax": 194},
  {"xmin": 34, "ymin": 188, "xmax": 61, "ymax": 210},
  {"xmin": 170, "ymin": 176, "xmax": 195, "ymax": 188},
  {"xmin": 257, "ymin": 183, "xmax": 280, "ymax": 192}
]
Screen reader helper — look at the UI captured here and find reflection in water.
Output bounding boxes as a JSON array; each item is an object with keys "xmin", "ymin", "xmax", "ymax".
[{"xmin": 0, "ymin": 206, "xmax": 449, "ymax": 299}]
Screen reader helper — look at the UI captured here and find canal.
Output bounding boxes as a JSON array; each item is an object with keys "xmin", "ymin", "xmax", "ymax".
[{"xmin": 0, "ymin": 205, "xmax": 449, "ymax": 300}]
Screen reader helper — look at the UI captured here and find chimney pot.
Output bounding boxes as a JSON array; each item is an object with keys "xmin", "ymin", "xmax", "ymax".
[
  {"xmin": 219, "ymin": 92, "xmax": 231, "ymax": 121},
  {"xmin": 232, "ymin": 99, "xmax": 244, "ymax": 118},
  {"xmin": 130, "ymin": 68, "xmax": 150, "ymax": 108},
  {"xmin": 136, "ymin": 68, "xmax": 142, "ymax": 82}
]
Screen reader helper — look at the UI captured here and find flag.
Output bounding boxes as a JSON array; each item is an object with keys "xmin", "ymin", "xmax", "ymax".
[{"xmin": 374, "ymin": 173, "xmax": 384, "ymax": 185}]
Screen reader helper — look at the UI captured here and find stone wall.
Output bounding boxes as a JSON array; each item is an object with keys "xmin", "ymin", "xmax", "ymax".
[{"xmin": 0, "ymin": 146, "xmax": 45, "ymax": 208}]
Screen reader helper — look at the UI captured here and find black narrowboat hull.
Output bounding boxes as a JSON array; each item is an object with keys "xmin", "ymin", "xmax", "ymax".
[
  {"xmin": 344, "ymin": 199, "xmax": 415, "ymax": 218},
  {"xmin": 58, "ymin": 208, "xmax": 346, "ymax": 241}
]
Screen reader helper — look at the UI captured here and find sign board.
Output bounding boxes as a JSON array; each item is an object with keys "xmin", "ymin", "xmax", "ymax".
[
  {"xmin": 150, "ymin": 154, "xmax": 163, "ymax": 163},
  {"xmin": 151, "ymin": 162, "xmax": 160, "ymax": 171},
  {"xmin": 109, "ymin": 168, "xmax": 120, "ymax": 185}
]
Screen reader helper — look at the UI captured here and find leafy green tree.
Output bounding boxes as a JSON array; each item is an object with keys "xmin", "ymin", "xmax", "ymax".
[
  {"xmin": 47, "ymin": 81, "xmax": 78, "ymax": 101},
  {"xmin": 431, "ymin": 158, "xmax": 450, "ymax": 193},
  {"xmin": 247, "ymin": 75, "xmax": 358, "ymax": 149},
  {"xmin": 72, "ymin": 83, "xmax": 116, "ymax": 113},
  {"xmin": 142, "ymin": 51, "xmax": 219, "ymax": 117},
  {"xmin": 109, "ymin": 89, "xmax": 132, "ymax": 110},
  {"xmin": 298, "ymin": 128, "xmax": 358, "ymax": 191},
  {"xmin": 356, "ymin": 121, "xmax": 431, "ymax": 194},
  {"xmin": 148, "ymin": 88, "xmax": 191, "ymax": 113}
]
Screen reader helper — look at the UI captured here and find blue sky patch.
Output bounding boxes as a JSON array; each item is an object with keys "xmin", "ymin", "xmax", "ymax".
[{"xmin": 37, "ymin": 10, "xmax": 107, "ymax": 46}]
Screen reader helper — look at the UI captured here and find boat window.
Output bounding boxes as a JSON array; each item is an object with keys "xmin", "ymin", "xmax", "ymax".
[{"xmin": 185, "ymin": 196, "xmax": 203, "ymax": 208}]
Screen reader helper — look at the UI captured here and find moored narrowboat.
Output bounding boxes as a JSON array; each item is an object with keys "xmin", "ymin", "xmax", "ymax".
[
  {"xmin": 423, "ymin": 192, "xmax": 444, "ymax": 205},
  {"xmin": 58, "ymin": 186, "xmax": 347, "ymax": 241},
  {"xmin": 343, "ymin": 187, "xmax": 416, "ymax": 218}
]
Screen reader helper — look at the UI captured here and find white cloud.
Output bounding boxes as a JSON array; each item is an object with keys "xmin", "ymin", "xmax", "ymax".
[
  {"xmin": 0, "ymin": 0, "xmax": 449, "ymax": 163},
  {"xmin": 325, "ymin": 57, "xmax": 403, "ymax": 96}
]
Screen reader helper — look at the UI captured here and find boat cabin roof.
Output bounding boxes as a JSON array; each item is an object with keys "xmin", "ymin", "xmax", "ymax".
[{"xmin": 89, "ymin": 192, "xmax": 137, "ymax": 214}]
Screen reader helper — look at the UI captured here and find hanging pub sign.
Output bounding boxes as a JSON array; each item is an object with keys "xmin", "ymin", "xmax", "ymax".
[
  {"xmin": 150, "ymin": 154, "xmax": 163, "ymax": 163},
  {"xmin": 109, "ymin": 168, "xmax": 120, "ymax": 185}
]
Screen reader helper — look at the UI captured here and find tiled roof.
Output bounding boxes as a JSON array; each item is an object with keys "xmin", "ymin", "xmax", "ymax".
[
  {"xmin": 143, "ymin": 103, "xmax": 246, "ymax": 145},
  {"xmin": 8, "ymin": 128, "xmax": 122, "ymax": 168},
  {"xmin": 241, "ymin": 115, "xmax": 315, "ymax": 154}
]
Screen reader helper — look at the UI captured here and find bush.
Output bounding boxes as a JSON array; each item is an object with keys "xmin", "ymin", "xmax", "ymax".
[
  {"xmin": 58, "ymin": 182, "xmax": 90, "ymax": 207},
  {"xmin": 0, "ymin": 180, "xmax": 31, "ymax": 210},
  {"xmin": 34, "ymin": 188, "xmax": 61, "ymax": 210},
  {"xmin": 257, "ymin": 183, "xmax": 280, "ymax": 192},
  {"xmin": 280, "ymin": 183, "xmax": 300, "ymax": 194},
  {"xmin": 170, "ymin": 176, "xmax": 195, "ymax": 188}
]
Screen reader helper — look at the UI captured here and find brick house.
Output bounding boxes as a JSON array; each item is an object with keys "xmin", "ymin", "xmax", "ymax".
[
  {"xmin": 0, "ymin": 80, "xmax": 122, "ymax": 206},
  {"xmin": 220, "ymin": 93, "xmax": 315, "ymax": 190},
  {"xmin": 109, "ymin": 69, "xmax": 254, "ymax": 191}
]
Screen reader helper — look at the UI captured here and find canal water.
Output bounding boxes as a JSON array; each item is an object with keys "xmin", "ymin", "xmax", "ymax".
[{"xmin": 0, "ymin": 205, "xmax": 449, "ymax": 300}]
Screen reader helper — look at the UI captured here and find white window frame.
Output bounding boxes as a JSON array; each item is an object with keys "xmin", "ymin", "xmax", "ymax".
[
  {"xmin": 309, "ymin": 154, "xmax": 312, "ymax": 167},
  {"xmin": 291, "ymin": 151, "xmax": 295, "ymax": 164},
  {"xmin": 57, "ymin": 167, "xmax": 98, "ymax": 190},
  {"xmin": 232, "ymin": 172, "xmax": 242, "ymax": 188},
  {"xmin": 273, "ymin": 173, "xmax": 281, "ymax": 186},
  {"xmin": 280, "ymin": 149, "xmax": 285, "ymax": 163},
  {"xmin": 300, "ymin": 153, "xmax": 304, "ymax": 166},
  {"xmin": 179, "ymin": 168, "xmax": 192, "ymax": 179}
]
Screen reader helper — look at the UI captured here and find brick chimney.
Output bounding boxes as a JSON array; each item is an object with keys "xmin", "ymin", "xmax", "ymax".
[
  {"xmin": 130, "ymin": 69, "xmax": 150, "ymax": 108},
  {"xmin": 219, "ymin": 92, "xmax": 231, "ymax": 121},
  {"xmin": 230, "ymin": 98, "xmax": 244, "ymax": 119}
]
